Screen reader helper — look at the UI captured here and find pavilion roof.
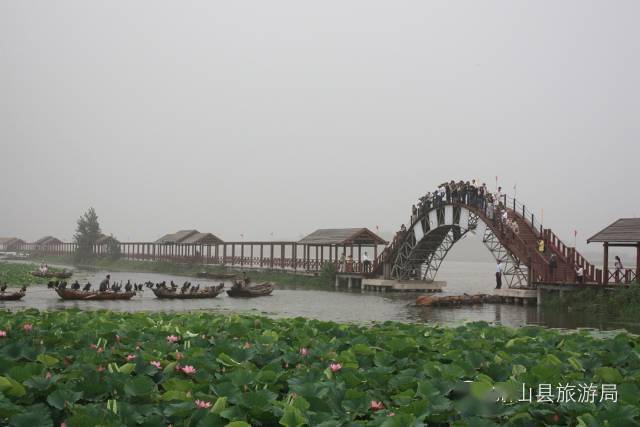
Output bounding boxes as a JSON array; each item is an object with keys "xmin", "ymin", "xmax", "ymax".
[
  {"xmin": 587, "ymin": 218, "xmax": 640, "ymax": 244},
  {"xmin": 298, "ymin": 228, "xmax": 387, "ymax": 245}
]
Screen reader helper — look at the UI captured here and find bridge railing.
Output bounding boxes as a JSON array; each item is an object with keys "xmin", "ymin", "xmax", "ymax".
[
  {"xmin": 504, "ymin": 196, "xmax": 543, "ymax": 237},
  {"xmin": 503, "ymin": 195, "xmax": 602, "ymax": 283}
]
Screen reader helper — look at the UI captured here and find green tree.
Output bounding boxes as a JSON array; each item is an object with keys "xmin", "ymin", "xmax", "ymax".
[
  {"xmin": 106, "ymin": 235, "xmax": 121, "ymax": 261},
  {"xmin": 74, "ymin": 207, "xmax": 102, "ymax": 262}
]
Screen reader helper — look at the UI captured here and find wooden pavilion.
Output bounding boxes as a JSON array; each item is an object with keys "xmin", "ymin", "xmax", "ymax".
[
  {"xmin": 0, "ymin": 237, "xmax": 25, "ymax": 251},
  {"xmin": 298, "ymin": 228, "xmax": 387, "ymax": 271},
  {"xmin": 587, "ymin": 218, "xmax": 640, "ymax": 284}
]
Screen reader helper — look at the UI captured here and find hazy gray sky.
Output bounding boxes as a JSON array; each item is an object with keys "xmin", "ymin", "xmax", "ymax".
[{"xmin": 1, "ymin": 1, "xmax": 638, "ymax": 254}]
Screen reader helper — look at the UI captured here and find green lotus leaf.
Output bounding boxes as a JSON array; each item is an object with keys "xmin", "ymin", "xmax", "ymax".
[
  {"xmin": 35, "ymin": 354, "xmax": 59, "ymax": 367},
  {"xmin": 279, "ymin": 406, "xmax": 307, "ymax": 427},
  {"xmin": 8, "ymin": 403, "xmax": 52, "ymax": 427},
  {"xmin": 124, "ymin": 375, "xmax": 157, "ymax": 397},
  {"xmin": 0, "ymin": 376, "xmax": 26, "ymax": 398},
  {"xmin": 46, "ymin": 387, "xmax": 82, "ymax": 409},
  {"xmin": 594, "ymin": 366, "xmax": 623, "ymax": 383}
]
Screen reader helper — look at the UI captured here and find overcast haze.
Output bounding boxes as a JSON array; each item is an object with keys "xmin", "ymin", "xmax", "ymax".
[{"xmin": 1, "ymin": 1, "xmax": 638, "ymax": 256}]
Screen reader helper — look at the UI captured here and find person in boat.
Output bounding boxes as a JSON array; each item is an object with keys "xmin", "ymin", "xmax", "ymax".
[
  {"xmin": 0, "ymin": 284, "xmax": 6, "ymax": 293},
  {"xmin": 71, "ymin": 281, "xmax": 81, "ymax": 291},
  {"xmin": 99, "ymin": 274, "xmax": 110, "ymax": 292},
  {"xmin": 83, "ymin": 282, "xmax": 91, "ymax": 292},
  {"xmin": 20, "ymin": 285, "xmax": 26, "ymax": 293},
  {"xmin": 242, "ymin": 272, "xmax": 250, "ymax": 285},
  {"xmin": 170, "ymin": 281, "xmax": 177, "ymax": 290}
]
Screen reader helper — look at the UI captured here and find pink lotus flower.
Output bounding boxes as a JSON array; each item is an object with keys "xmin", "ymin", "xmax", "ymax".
[
  {"xmin": 115, "ymin": 335, "xmax": 121, "ymax": 343},
  {"xmin": 61, "ymin": 423, "xmax": 68, "ymax": 427},
  {"xmin": 97, "ymin": 347, "xmax": 104, "ymax": 353},
  {"xmin": 0, "ymin": 330, "xmax": 6, "ymax": 338},
  {"xmin": 181, "ymin": 365, "xmax": 197, "ymax": 375},
  {"xmin": 371, "ymin": 400, "xmax": 385, "ymax": 411},
  {"xmin": 150, "ymin": 361, "xmax": 162, "ymax": 369},
  {"xmin": 195, "ymin": 399, "xmax": 211, "ymax": 409},
  {"xmin": 89, "ymin": 343, "xmax": 97, "ymax": 349},
  {"xmin": 243, "ymin": 342, "xmax": 252, "ymax": 349},
  {"xmin": 388, "ymin": 412, "xmax": 396, "ymax": 417},
  {"xmin": 45, "ymin": 372, "xmax": 52, "ymax": 380},
  {"xmin": 97, "ymin": 365, "xmax": 105, "ymax": 372},
  {"xmin": 175, "ymin": 351, "xmax": 184, "ymax": 360},
  {"xmin": 166, "ymin": 335, "xmax": 179, "ymax": 343},
  {"xmin": 126, "ymin": 354, "xmax": 136, "ymax": 362},
  {"xmin": 23, "ymin": 323, "xmax": 33, "ymax": 332},
  {"xmin": 300, "ymin": 347, "xmax": 309, "ymax": 357},
  {"xmin": 329, "ymin": 362, "xmax": 342, "ymax": 373}
]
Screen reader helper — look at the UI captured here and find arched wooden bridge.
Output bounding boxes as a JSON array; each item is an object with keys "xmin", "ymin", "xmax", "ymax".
[{"xmin": 371, "ymin": 195, "xmax": 602, "ymax": 289}]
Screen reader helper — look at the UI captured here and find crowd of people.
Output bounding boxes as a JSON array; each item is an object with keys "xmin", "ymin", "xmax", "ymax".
[{"xmin": 337, "ymin": 251, "xmax": 372, "ymax": 273}]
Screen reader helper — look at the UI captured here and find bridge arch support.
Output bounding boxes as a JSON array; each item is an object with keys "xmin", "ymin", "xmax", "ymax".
[{"xmin": 390, "ymin": 204, "xmax": 529, "ymax": 288}]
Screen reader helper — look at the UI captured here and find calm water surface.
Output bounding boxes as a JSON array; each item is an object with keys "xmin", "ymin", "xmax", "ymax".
[{"xmin": 3, "ymin": 261, "xmax": 637, "ymax": 334}]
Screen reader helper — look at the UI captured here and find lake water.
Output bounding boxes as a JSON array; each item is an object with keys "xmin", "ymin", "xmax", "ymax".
[{"xmin": 3, "ymin": 260, "xmax": 637, "ymax": 334}]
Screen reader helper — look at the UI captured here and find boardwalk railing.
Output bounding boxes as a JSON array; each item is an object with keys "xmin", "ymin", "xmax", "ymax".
[{"xmin": 6, "ymin": 240, "xmax": 386, "ymax": 275}]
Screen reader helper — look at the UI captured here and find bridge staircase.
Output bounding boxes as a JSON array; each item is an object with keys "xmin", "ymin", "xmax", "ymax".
[{"xmin": 502, "ymin": 197, "xmax": 600, "ymax": 283}]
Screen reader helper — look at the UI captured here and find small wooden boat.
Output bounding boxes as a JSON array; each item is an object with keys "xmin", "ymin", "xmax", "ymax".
[
  {"xmin": 55, "ymin": 288, "xmax": 136, "ymax": 301},
  {"xmin": 196, "ymin": 271, "xmax": 237, "ymax": 280},
  {"xmin": 227, "ymin": 282, "xmax": 275, "ymax": 298},
  {"xmin": 32, "ymin": 270, "xmax": 73, "ymax": 279},
  {"xmin": 153, "ymin": 284, "xmax": 225, "ymax": 299},
  {"xmin": 0, "ymin": 291, "xmax": 26, "ymax": 301}
]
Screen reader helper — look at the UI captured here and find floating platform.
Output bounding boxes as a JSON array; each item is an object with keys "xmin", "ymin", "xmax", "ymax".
[
  {"xmin": 492, "ymin": 288, "xmax": 538, "ymax": 305},
  {"xmin": 335, "ymin": 273, "xmax": 445, "ymax": 292}
]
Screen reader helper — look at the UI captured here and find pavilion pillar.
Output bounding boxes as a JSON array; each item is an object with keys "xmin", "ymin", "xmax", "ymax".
[
  {"xmin": 223, "ymin": 244, "xmax": 227, "ymax": 264},
  {"xmin": 260, "ymin": 245, "xmax": 264, "ymax": 267},
  {"xmin": 293, "ymin": 244, "xmax": 297, "ymax": 270},
  {"xmin": 240, "ymin": 244, "xmax": 244, "ymax": 266},
  {"xmin": 281, "ymin": 244, "xmax": 285, "ymax": 269},
  {"xmin": 250, "ymin": 245, "xmax": 254, "ymax": 266},
  {"xmin": 315, "ymin": 246, "xmax": 319, "ymax": 270},
  {"xmin": 231, "ymin": 244, "xmax": 236, "ymax": 265},
  {"xmin": 636, "ymin": 242, "xmax": 640, "ymax": 282},
  {"xmin": 358, "ymin": 245, "xmax": 362, "ymax": 272},
  {"xmin": 270, "ymin": 244, "xmax": 274, "ymax": 268},
  {"xmin": 603, "ymin": 242, "xmax": 609, "ymax": 285}
]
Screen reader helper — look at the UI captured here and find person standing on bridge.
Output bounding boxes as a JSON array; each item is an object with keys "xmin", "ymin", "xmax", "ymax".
[
  {"xmin": 549, "ymin": 254, "xmax": 558, "ymax": 282},
  {"xmin": 614, "ymin": 256, "xmax": 624, "ymax": 282},
  {"xmin": 576, "ymin": 265, "xmax": 585, "ymax": 284},
  {"xmin": 495, "ymin": 261, "xmax": 503, "ymax": 289},
  {"xmin": 362, "ymin": 252, "xmax": 371, "ymax": 273}
]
